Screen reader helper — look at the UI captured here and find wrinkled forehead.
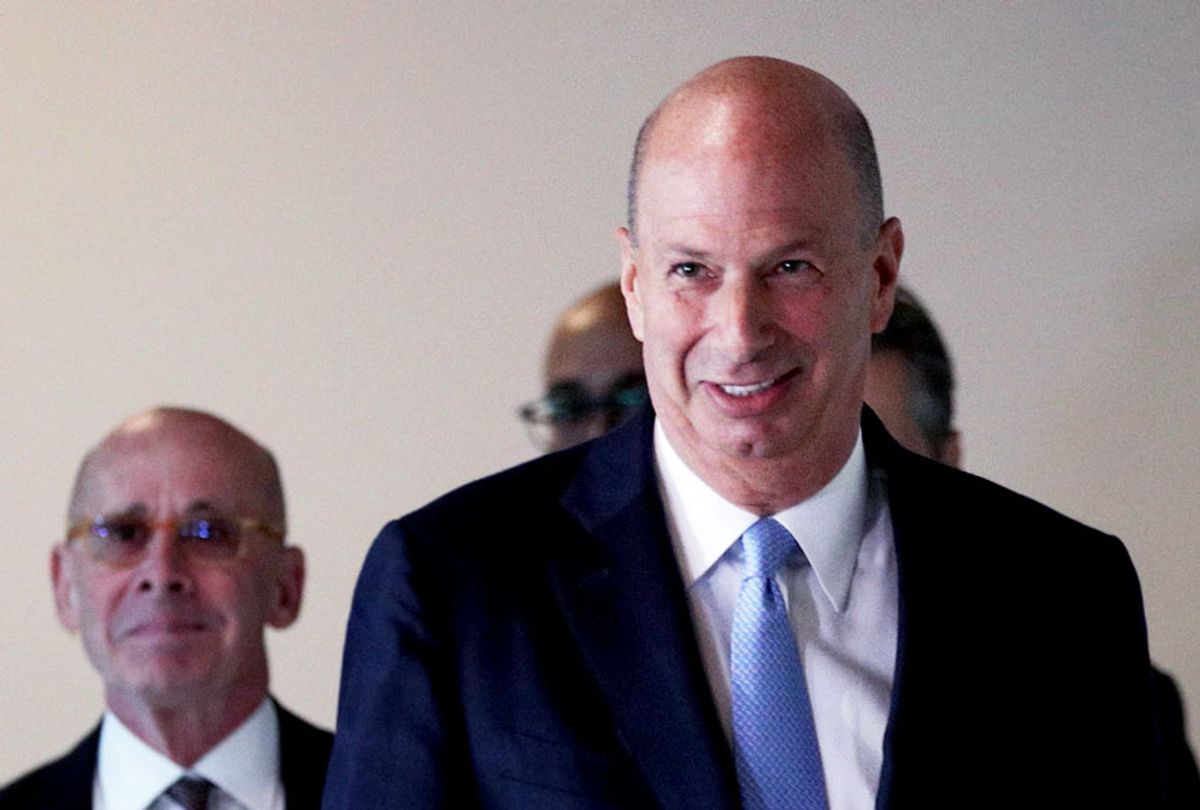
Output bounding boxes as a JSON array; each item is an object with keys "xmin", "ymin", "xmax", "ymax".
[{"xmin": 73, "ymin": 429, "xmax": 279, "ymax": 521}]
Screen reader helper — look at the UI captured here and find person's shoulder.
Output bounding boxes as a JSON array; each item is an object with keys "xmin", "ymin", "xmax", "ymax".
[
  {"xmin": 359, "ymin": 411, "xmax": 657, "ymax": 591},
  {"xmin": 412, "ymin": 407, "xmax": 652, "ymax": 528},
  {"xmin": 273, "ymin": 701, "xmax": 334, "ymax": 809},
  {"xmin": 866, "ymin": 406, "xmax": 1117, "ymax": 545},
  {"xmin": 394, "ymin": 420, "xmax": 634, "ymax": 551},
  {"xmin": 351, "ymin": 439, "xmax": 595, "ymax": 587},
  {"xmin": 939, "ymin": 457, "xmax": 1112, "ymax": 534},
  {"xmin": 889, "ymin": 446, "xmax": 1132, "ymax": 571},
  {"xmin": 275, "ymin": 700, "xmax": 334, "ymax": 751},
  {"xmin": 0, "ymin": 727, "xmax": 98, "ymax": 809}
]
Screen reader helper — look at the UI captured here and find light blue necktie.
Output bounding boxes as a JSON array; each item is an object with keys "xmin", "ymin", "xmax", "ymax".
[{"xmin": 731, "ymin": 517, "xmax": 829, "ymax": 810}]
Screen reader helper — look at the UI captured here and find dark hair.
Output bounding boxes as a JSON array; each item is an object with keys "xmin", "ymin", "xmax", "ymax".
[{"xmin": 872, "ymin": 287, "xmax": 955, "ymax": 454}]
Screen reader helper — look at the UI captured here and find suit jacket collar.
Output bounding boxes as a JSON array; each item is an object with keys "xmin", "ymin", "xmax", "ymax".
[
  {"xmin": 861, "ymin": 405, "xmax": 949, "ymax": 810},
  {"xmin": 276, "ymin": 700, "xmax": 334, "ymax": 810},
  {"xmin": 6, "ymin": 699, "xmax": 330, "ymax": 810},
  {"xmin": 31, "ymin": 725, "xmax": 99, "ymax": 810},
  {"xmin": 552, "ymin": 406, "xmax": 741, "ymax": 810},
  {"xmin": 555, "ymin": 405, "xmax": 926, "ymax": 810}
]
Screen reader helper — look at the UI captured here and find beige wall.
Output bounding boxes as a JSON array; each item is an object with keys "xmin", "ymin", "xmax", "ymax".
[{"xmin": 3, "ymin": 2, "xmax": 1198, "ymax": 780}]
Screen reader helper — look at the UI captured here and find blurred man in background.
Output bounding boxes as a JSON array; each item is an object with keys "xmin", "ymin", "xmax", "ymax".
[
  {"xmin": 0, "ymin": 407, "xmax": 332, "ymax": 810},
  {"xmin": 518, "ymin": 281, "xmax": 647, "ymax": 452},
  {"xmin": 864, "ymin": 286, "xmax": 960, "ymax": 466}
]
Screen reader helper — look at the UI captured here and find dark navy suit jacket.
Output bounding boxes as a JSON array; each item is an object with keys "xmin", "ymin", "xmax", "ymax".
[
  {"xmin": 323, "ymin": 408, "xmax": 1165, "ymax": 808},
  {"xmin": 0, "ymin": 700, "xmax": 333, "ymax": 810}
]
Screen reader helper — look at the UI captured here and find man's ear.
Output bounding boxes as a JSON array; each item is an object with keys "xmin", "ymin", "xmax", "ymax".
[
  {"xmin": 616, "ymin": 227, "xmax": 645, "ymax": 342},
  {"xmin": 51, "ymin": 544, "xmax": 82, "ymax": 633},
  {"xmin": 267, "ymin": 546, "xmax": 305, "ymax": 630},
  {"xmin": 868, "ymin": 217, "xmax": 904, "ymax": 333}
]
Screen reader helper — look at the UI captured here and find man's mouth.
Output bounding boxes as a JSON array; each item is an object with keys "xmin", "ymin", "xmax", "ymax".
[
  {"xmin": 116, "ymin": 607, "xmax": 220, "ymax": 642},
  {"xmin": 126, "ymin": 620, "xmax": 209, "ymax": 637},
  {"xmin": 713, "ymin": 368, "xmax": 799, "ymax": 398},
  {"xmin": 718, "ymin": 378, "xmax": 780, "ymax": 397}
]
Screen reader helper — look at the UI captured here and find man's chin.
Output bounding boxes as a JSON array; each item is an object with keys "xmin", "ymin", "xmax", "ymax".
[
  {"xmin": 696, "ymin": 412, "xmax": 799, "ymax": 460},
  {"xmin": 116, "ymin": 662, "xmax": 219, "ymax": 706}
]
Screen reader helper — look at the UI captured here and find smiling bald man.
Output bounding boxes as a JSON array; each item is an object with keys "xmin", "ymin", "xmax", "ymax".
[{"xmin": 324, "ymin": 58, "xmax": 1163, "ymax": 809}]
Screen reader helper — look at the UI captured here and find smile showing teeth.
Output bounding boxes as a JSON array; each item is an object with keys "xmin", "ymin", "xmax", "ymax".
[{"xmin": 718, "ymin": 378, "xmax": 777, "ymax": 397}]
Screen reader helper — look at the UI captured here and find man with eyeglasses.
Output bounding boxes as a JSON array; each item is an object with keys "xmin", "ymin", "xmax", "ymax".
[
  {"xmin": 518, "ymin": 281, "xmax": 647, "ymax": 453},
  {"xmin": 0, "ymin": 407, "xmax": 332, "ymax": 809}
]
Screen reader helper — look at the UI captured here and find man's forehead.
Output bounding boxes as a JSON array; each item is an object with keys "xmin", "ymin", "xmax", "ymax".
[
  {"xmin": 639, "ymin": 111, "xmax": 850, "ymax": 210},
  {"xmin": 637, "ymin": 157, "xmax": 845, "ymax": 244},
  {"xmin": 651, "ymin": 96, "xmax": 831, "ymax": 162},
  {"xmin": 77, "ymin": 429, "xmax": 269, "ymax": 514}
]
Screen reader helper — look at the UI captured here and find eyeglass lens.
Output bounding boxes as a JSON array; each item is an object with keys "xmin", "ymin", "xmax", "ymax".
[
  {"xmin": 85, "ymin": 515, "xmax": 242, "ymax": 564},
  {"xmin": 537, "ymin": 375, "xmax": 648, "ymax": 424},
  {"xmin": 522, "ymin": 375, "xmax": 649, "ymax": 451}
]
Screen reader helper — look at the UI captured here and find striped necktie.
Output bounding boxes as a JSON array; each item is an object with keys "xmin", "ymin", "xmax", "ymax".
[{"xmin": 164, "ymin": 775, "xmax": 214, "ymax": 810}]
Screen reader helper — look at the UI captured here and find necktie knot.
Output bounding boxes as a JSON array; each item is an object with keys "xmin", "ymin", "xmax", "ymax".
[
  {"xmin": 741, "ymin": 517, "xmax": 797, "ymax": 580},
  {"xmin": 165, "ymin": 775, "xmax": 213, "ymax": 810}
]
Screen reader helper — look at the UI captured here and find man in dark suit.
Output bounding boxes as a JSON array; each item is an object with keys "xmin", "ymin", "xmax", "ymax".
[
  {"xmin": 0, "ymin": 407, "xmax": 332, "ymax": 809},
  {"xmin": 867, "ymin": 286, "xmax": 1199, "ymax": 807},
  {"xmin": 324, "ymin": 57, "xmax": 1162, "ymax": 808}
]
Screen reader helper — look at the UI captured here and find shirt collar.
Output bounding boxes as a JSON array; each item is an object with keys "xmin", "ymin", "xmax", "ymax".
[
  {"xmin": 192, "ymin": 698, "xmax": 280, "ymax": 809},
  {"xmin": 97, "ymin": 698, "xmax": 279, "ymax": 810},
  {"xmin": 654, "ymin": 419, "xmax": 869, "ymax": 612},
  {"xmin": 97, "ymin": 712, "xmax": 181, "ymax": 810}
]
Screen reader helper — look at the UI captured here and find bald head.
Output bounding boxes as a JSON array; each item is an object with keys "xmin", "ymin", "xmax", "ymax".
[
  {"xmin": 544, "ymin": 281, "xmax": 642, "ymax": 389},
  {"xmin": 69, "ymin": 407, "xmax": 286, "ymax": 529},
  {"xmin": 521, "ymin": 282, "xmax": 647, "ymax": 453},
  {"xmin": 626, "ymin": 57, "xmax": 882, "ymax": 246}
]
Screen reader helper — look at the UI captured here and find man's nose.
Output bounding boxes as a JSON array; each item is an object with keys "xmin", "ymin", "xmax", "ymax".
[
  {"xmin": 712, "ymin": 276, "xmax": 774, "ymax": 361},
  {"xmin": 135, "ymin": 527, "xmax": 194, "ymax": 595}
]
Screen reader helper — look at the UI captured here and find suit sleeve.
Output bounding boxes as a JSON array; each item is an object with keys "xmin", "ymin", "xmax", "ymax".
[
  {"xmin": 1069, "ymin": 533, "xmax": 1165, "ymax": 806},
  {"xmin": 321, "ymin": 519, "xmax": 474, "ymax": 808},
  {"xmin": 1151, "ymin": 669, "xmax": 1200, "ymax": 808}
]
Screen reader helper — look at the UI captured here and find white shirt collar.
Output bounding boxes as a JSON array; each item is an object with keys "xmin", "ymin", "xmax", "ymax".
[
  {"xmin": 654, "ymin": 419, "xmax": 869, "ymax": 612},
  {"xmin": 97, "ymin": 697, "xmax": 280, "ymax": 810}
]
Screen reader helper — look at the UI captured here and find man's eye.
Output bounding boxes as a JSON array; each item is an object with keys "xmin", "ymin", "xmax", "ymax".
[
  {"xmin": 670, "ymin": 262, "xmax": 705, "ymax": 279},
  {"xmin": 180, "ymin": 518, "xmax": 236, "ymax": 543},
  {"xmin": 778, "ymin": 260, "xmax": 813, "ymax": 275},
  {"xmin": 98, "ymin": 520, "xmax": 147, "ymax": 543}
]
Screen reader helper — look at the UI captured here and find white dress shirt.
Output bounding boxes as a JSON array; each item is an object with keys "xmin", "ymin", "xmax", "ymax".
[
  {"xmin": 94, "ymin": 697, "xmax": 284, "ymax": 810},
  {"xmin": 654, "ymin": 420, "xmax": 898, "ymax": 810}
]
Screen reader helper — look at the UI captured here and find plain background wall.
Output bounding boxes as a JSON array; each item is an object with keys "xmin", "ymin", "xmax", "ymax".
[{"xmin": 2, "ymin": 2, "xmax": 1197, "ymax": 781}]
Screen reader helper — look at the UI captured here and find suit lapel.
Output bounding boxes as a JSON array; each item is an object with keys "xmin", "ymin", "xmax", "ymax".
[
  {"xmin": 275, "ymin": 700, "xmax": 334, "ymax": 810},
  {"xmin": 42, "ymin": 724, "xmax": 100, "ymax": 810},
  {"xmin": 864, "ymin": 407, "xmax": 950, "ymax": 810},
  {"xmin": 548, "ymin": 409, "xmax": 739, "ymax": 810}
]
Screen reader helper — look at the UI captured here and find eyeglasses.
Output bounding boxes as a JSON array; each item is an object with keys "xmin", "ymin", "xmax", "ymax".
[
  {"xmin": 518, "ymin": 374, "xmax": 648, "ymax": 451},
  {"xmin": 65, "ymin": 513, "xmax": 285, "ymax": 567}
]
